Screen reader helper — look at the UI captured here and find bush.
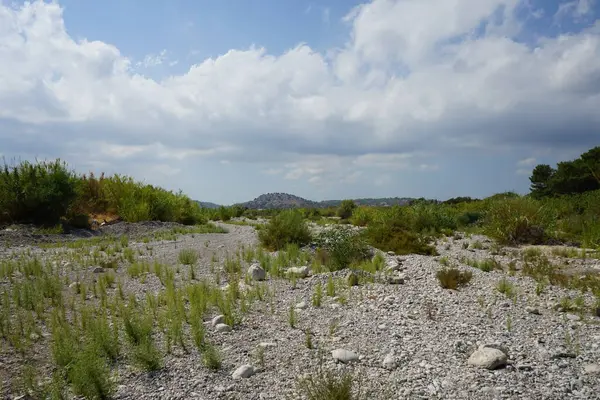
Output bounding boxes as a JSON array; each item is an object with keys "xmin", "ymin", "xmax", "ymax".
[
  {"xmin": 258, "ymin": 210, "xmax": 312, "ymax": 250},
  {"xmin": 362, "ymin": 207, "xmax": 437, "ymax": 255},
  {"xmin": 337, "ymin": 200, "xmax": 357, "ymax": 220},
  {"xmin": 349, "ymin": 207, "xmax": 374, "ymax": 227},
  {"xmin": 482, "ymin": 196, "xmax": 556, "ymax": 245},
  {"xmin": 314, "ymin": 226, "xmax": 370, "ymax": 271},
  {"xmin": 296, "ymin": 364, "xmax": 363, "ymax": 400},
  {"xmin": 436, "ymin": 268, "xmax": 473, "ymax": 289},
  {"xmin": 0, "ymin": 159, "xmax": 209, "ymax": 227},
  {"xmin": 0, "ymin": 159, "xmax": 77, "ymax": 226}
]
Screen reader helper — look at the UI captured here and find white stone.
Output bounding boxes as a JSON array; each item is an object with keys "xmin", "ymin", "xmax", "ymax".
[
  {"xmin": 286, "ymin": 266, "xmax": 310, "ymax": 278},
  {"xmin": 215, "ymin": 323, "xmax": 232, "ymax": 333},
  {"xmin": 382, "ymin": 353, "xmax": 398, "ymax": 370},
  {"xmin": 332, "ymin": 349, "xmax": 359, "ymax": 363},
  {"xmin": 211, "ymin": 315, "xmax": 225, "ymax": 327},
  {"xmin": 467, "ymin": 346, "xmax": 508, "ymax": 370},
  {"xmin": 232, "ymin": 364, "xmax": 255, "ymax": 379}
]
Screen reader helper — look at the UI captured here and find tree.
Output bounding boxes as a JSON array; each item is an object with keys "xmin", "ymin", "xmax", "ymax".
[
  {"xmin": 337, "ymin": 200, "xmax": 356, "ymax": 220},
  {"xmin": 529, "ymin": 164, "xmax": 555, "ymax": 199},
  {"xmin": 528, "ymin": 146, "xmax": 600, "ymax": 198}
]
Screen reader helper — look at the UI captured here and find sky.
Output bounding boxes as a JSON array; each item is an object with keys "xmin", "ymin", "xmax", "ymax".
[{"xmin": 0, "ymin": 0, "xmax": 599, "ymax": 205}]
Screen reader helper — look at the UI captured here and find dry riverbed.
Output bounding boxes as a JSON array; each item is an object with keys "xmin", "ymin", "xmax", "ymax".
[{"xmin": 1, "ymin": 221, "xmax": 599, "ymax": 399}]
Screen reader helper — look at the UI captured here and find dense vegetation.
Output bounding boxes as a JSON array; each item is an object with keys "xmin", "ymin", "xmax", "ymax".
[
  {"xmin": 529, "ymin": 146, "xmax": 600, "ymax": 199},
  {"xmin": 0, "ymin": 159, "xmax": 210, "ymax": 228},
  {"xmin": 2, "ymin": 145, "xmax": 599, "ymax": 253}
]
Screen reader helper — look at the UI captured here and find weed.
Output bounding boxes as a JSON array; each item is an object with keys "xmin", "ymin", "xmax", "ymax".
[
  {"xmin": 312, "ymin": 282, "xmax": 323, "ymax": 307},
  {"xmin": 436, "ymin": 268, "xmax": 473, "ymax": 290},
  {"xmin": 288, "ymin": 303, "xmax": 297, "ymax": 328},
  {"xmin": 496, "ymin": 278, "xmax": 515, "ymax": 298},
  {"xmin": 202, "ymin": 342, "xmax": 222, "ymax": 371},
  {"xmin": 295, "ymin": 362, "xmax": 363, "ymax": 400},
  {"xmin": 178, "ymin": 248, "xmax": 199, "ymax": 265}
]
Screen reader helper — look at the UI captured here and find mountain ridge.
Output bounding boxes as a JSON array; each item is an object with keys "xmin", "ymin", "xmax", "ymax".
[{"xmin": 195, "ymin": 192, "xmax": 418, "ymax": 209}]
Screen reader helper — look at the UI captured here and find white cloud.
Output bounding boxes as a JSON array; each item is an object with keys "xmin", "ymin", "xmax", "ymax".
[
  {"xmin": 0, "ymin": 0, "xmax": 599, "ymax": 195},
  {"xmin": 137, "ymin": 50, "xmax": 168, "ymax": 68},
  {"xmin": 517, "ymin": 157, "xmax": 537, "ymax": 166}
]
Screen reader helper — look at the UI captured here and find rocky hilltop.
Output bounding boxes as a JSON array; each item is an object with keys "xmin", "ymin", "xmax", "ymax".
[{"xmin": 232, "ymin": 193, "xmax": 417, "ymax": 210}]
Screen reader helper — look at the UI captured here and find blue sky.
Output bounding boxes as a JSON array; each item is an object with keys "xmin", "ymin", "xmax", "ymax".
[{"xmin": 0, "ymin": 0, "xmax": 599, "ymax": 204}]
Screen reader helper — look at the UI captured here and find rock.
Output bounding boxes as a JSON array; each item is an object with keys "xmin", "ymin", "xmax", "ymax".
[
  {"xmin": 385, "ymin": 259, "xmax": 404, "ymax": 272},
  {"xmin": 248, "ymin": 263, "xmax": 266, "ymax": 281},
  {"xmin": 286, "ymin": 266, "xmax": 310, "ymax": 278},
  {"xmin": 525, "ymin": 306, "xmax": 540, "ymax": 315},
  {"xmin": 215, "ymin": 323, "xmax": 232, "ymax": 333},
  {"xmin": 387, "ymin": 273, "xmax": 406, "ymax": 284},
  {"xmin": 583, "ymin": 364, "xmax": 600, "ymax": 374},
  {"xmin": 566, "ymin": 313, "xmax": 580, "ymax": 321},
  {"xmin": 232, "ymin": 364, "xmax": 255, "ymax": 379},
  {"xmin": 295, "ymin": 301, "xmax": 307, "ymax": 309},
  {"xmin": 212, "ymin": 315, "xmax": 225, "ymax": 327},
  {"xmin": 382, "ymin": 352, "xmax": 398, "ymax": 370},
  {"xmin": 259, "ymin": 342, "xmax": 276, "ymax": 349},
  {"xmin": 467, "ymin": 346, "xmax": 508, "ymax": 370},
  {"xmin": 387, "ymin": 251, "xmax": 395, "ymax": 256},
  {"xmin": 331, "ymin": 349, "xmax": 359, "ymax": 363},
  {"xmin": 92, "ymin": 266, "xmax": 105, "ymax": 273}
]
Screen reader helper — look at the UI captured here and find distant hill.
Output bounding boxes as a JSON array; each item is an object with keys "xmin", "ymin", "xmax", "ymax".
[
  {"xmin": 319, "ymin": 197, "xmax": 415, "ymax": 207},
  {"xmin": 239, "ymin": 193, "xmax": 319, "ymax": 210},
  {"xmin": 235, "ymin": 193, "xmax": 417, "ymax": 210},
  {"xmin": 195, "ymin": 201, "xmax": 221, "ymax": 209}
]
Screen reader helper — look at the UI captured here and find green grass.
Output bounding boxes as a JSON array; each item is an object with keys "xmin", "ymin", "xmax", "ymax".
[{"xmin": 178, "ymin": 248, "xmax": 199, "ymax": 265}]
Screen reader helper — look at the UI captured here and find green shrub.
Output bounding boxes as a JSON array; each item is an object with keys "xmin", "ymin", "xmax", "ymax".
[
  {"xmin": 349, "ymin": 206, "xmax": 374, "ymax": 227},
  {"xmin": 0, "ymin": 159, "xmax": 77, "ymax": 225},
  {"xmin": 482, "ymin": 196, "xmax": 556, "ymax": 245},
  {"xmin": 362, "ymin": 208, "xmax": 437, "ymax": 255},
  {"xmin": 295, "ymin": 363, "xmax": 363, "ymax": 400},
  {"xmin": 258, "ymin": 210, "xmax": 312, "ymax": 250},
  {"xmin": 337, "ymin": 200, "xmax": 357, "ymax": 220},
  {"xmin": 178, "ymin": 249, "xmax": 199, "ymax": 265},
  {"xmin": 314, "ymin": 226, "xmax": 370, "ymax": 271},
  {"xmin": 436, "ymin": 268, "xmax": 473, "ymax": 289}
]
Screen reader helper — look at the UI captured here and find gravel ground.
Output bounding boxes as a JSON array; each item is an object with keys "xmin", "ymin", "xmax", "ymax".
[{"xmin": 1, "ymin": 222, "xmax": 599, "ymax": 399}]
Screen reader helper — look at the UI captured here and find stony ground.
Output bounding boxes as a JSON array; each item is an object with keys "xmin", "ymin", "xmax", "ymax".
[{"xmin": 1, "ymin": 220, "xmax": 599, "ymax": 400}]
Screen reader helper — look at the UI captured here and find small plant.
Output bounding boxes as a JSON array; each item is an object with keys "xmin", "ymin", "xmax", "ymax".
[
  {"xmin": 178, "ymin": 248, "xmax": 199, "ymax": 265},
  {"xmin": 326, "ymin": 276, "xmax": 336, "ymax": 297},
  {"xmin": 312, "ymin": 282, "xmax": 323, "ymax": 307},
  {"xmin": 506, "ymin": 315, "xmax": 512, "ymax": 332},
  {"xmin": 559, "ymin": 296, "xmax": 576, "ymax": 312},
  {"xmin": 496, "ymin": 278, "xmax": 515, "ymax": 298},
  {"xmin": 288, "ymin": 303, "xmax": 297, "ymax": 328},
  {"xmin": 305, "ymin": 329, "xmax": 313, "ymax": 349},
  {"xmin": 436, "ymin": 268, "xmax": 472, "ymax": 290},
  {"xmin": 254, "ymin": 345, "xmax": 266, "ymax": 370},
  {"xmin": 202, "ymin": 342, "xmax": 222, "ymax": 371},
  {"xmin": 295, "ymin": 362, "xmax": 363, "ymax": 400}
]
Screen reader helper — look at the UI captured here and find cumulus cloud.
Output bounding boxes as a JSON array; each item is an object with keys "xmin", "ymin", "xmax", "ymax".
[{"xmin": 0, "ymin": 0, "xmax": 599, "ymax": 200}]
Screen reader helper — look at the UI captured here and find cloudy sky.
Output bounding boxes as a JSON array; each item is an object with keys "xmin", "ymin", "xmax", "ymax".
[{"xmin": 1, "ymin": 0, "xmax": 599, "ymax": 204}]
